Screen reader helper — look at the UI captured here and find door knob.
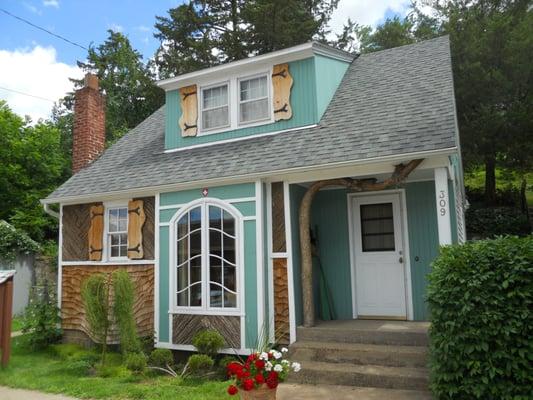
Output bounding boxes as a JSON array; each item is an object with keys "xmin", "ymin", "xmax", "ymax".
[{"xmin": 399, "ymin": 257, "xmax": 403, "ymax": 263}]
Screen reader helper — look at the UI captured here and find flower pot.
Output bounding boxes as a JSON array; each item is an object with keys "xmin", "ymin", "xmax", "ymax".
[{"xmin": 240, "ymin": 385, "xmax": 277, "ymax": 400}]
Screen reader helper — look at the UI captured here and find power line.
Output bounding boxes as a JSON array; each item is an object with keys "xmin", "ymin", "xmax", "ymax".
[
  {"xmin": 0, "ymin": 86, "xmax": 56, "ymax": 102},
  {"xmin": 0, "ymin": 7, "xmax": 88, "ymax": 51}
]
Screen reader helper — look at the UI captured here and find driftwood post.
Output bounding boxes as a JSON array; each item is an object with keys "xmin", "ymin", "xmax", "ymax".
[{"xmin": 299, "ymin": 159, "xmax": 424, "ymax": 327}]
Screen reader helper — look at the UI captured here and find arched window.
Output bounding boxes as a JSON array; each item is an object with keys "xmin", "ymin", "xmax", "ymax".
[{"xmin": 172, "ymin": 199, "xmax": 240, "ymax": 312}]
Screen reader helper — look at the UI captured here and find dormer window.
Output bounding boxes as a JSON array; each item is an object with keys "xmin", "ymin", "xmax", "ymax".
[
  {"xmin": 239, "ymin": 74, "xmax": 270, "ymax": 125},
  {"xmin": 201, "ymin": 83, "xmax": 229, "ymax": 131}
]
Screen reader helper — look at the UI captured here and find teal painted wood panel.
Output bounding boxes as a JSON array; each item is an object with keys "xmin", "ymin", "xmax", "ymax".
[
  {"xmin": 159, "ymin": 226, "xmax": 170, "ymax": 342},
  {"xmin": 314, "ymin": 55, "xmax": 350, "ymax": 119},
  {"xmin": 244, "ymin": 220, "xmax": 258, "ymax": 347},
  {"xmin": 405, "ymin": 181, "xmax": 440, "ymax": 321},
  {"xmin": 233, "ymin": 201, "xmax": 256, "ymax": 217},
  {"xmin": 160, "ymin": 183, "xmax": 255, "ymax": 206},
  {"xmin": 160, "ymin": 208, "xmax": 179, "ymax": 223},
  {"xmin": 164, "ymin": 58, "xmax": 319, "ymax": 150},
  {"xmin": 311, "ymin": 189, "xmax": 353, "ymax": 320},
  {"xmin": 289, "ymin": 184, "xmax": 307, "ymax": 326}
]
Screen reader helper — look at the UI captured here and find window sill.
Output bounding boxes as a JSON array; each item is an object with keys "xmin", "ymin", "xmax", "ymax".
[{"xmin": 168, "ymin": 309, "xmax": 243, "ymax": 317}]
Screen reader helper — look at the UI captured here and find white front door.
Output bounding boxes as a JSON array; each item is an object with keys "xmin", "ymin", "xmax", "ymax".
[{"xmin": 352, "ymin": 193, "xmax": 406, "ymax": 318}]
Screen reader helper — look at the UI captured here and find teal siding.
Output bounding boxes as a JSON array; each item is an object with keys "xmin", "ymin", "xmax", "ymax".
[
  {"xmin": 244, "ymin": 220, "xmax": 258, "ymax": 347},
  {"xmin": 311, "ymin": 189, "xmax": 353, "ymax": 320},
  {"xmin": 405, "ymin": 181, "xmax": 440, "ymax": 321},
  {"xmin": 160, "ymin": 183, "xmax": 255, "ymax": 206},
  {"xmin": 314, "ymin": 55, "xmax": 350, "ymax": 119},
  {"xmin": 165, "ymin": 58, "xmax": 319, "ymax": 150},
  {"xmin": 289, "ymin": 184, "xmax": 307, "ymax": 325},
  {"xmin": 159, "ymin": 226, "xmax": 170, "ymax": 342}
]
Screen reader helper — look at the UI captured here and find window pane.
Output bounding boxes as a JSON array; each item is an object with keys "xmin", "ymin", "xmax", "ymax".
[
  {"xmin": 209, "ymin": 206, "xmax": 222, "ymax": 230},
  {"xmin": 240, "ymin": 76, "xmax": 267, "ymax": 101},
  {"xmin": 191, "ymin": 255, "xmax": 202, "ymax": 283},
  {"xmin": 119, "ymin": 233, "xmax": 127, "ymax": 245},
  {"xmin": 177, "ymin": 214, "xmax": 188, "ymax": 240},
  {"xmin": 223, "ymin": 210, "xmax": 235, "ymax": 236},
  {"xmin": 119, "ymin": 244, "xmax": 127, "ymax": 257},
  {"xmin": 224, "ymin": 265, "xmax": 236, "ymax": 291},
  {"xmin": 190, "ymin": 283, "xmax": 202, "ymax": 306},
  {"xmin": 177, "ymin": 235, "xmax": 188, "ymax": 265},
  {"xmin": 203, "ymin": 106, "xmax": 229, "ymax": 129},
  {"xmin": 111, "ymin": 234, "xmax": 119, "ymax": 246},
  {"xmin": 203, "ymin": 85, "xmax": 228, "ymax": 109},
  {"xmin": 190, "ymin": 207, "xmax": 201, "ymax": 231},
  {"xmin": 210, "ymin": 283, "xmax": 223, "ymax": 307},
  {"xmin": 109, "ymin": 209, "xmax": 118, "ymax": 232},
  {"xmin": 360, "ymin": 203, "xmax": 395, "ymax": 252},
  {"xmin": 224, "ymin": 236, "xmax": 236, "ymax": 264},
  {"xmin": 209, "ymin": 229, "xmax": 222, "ymax": 258},
  {"xmin": 177, "ymin": 264, "xmax": 188, "ymax": 292},
  {"xmin": 240, "ymin": 98, "xmax": 269, "ymax": 123},
  {"xmin": 111, "ymin": 246, "xmax": 119, "ymax": 257},
  {"xmin": 224, "ymin": 290, "xmax": 236, "ymax": 308},
  {"xmin": 177, "ymin": 290, "xmax": 188, "ymax": 307},
  {"xmin": 190, "ymin": 230, "xmax": 201, "ymax": 257},
  {"xmin": 119, "ymin": 208, "xmax": 127, "ymax": 219}
]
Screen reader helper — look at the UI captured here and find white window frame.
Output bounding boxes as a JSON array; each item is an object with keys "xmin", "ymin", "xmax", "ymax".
[
  {"xmin": 199, "ymin": 81, "xmax": 231, "ymax": 133},
  {"xmin": 103, "ymin": 201, "xmax": 129, "ymax": 262},
  {"xmin": 196, "ymin": 67, "xmax": 274, "ymax": 136},
  {"xmin": 238, "ymin": 72, "xmax": 271, "ymax": 126},
  {"xmin": 169, "ymin": 198, "xmax": 243, "ymax": 316}
]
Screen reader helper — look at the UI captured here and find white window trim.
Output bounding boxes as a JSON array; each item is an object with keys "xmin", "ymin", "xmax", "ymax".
[
  {"xmin": 169, "ymin": 198, "xmax": 244, "ymax": 316},
  {"xmin": 237, "ymin": 72, "xmax": 271, "ymax": 126},
  {"xmin": 199, "ymin": 81, "xmax": 231, "ymax": 133},
  {"xmin": 196, "ymin": 66, "xmax": 274, "ymax": 136},
  {"xmin": 103, "ymin": 201, "xmax": 129, "ymax": 262}
]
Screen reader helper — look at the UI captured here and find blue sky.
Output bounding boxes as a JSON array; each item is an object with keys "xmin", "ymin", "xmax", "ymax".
[{"xmin": 0, "ymin": 0, "xmax": 410, "ymax": 121}]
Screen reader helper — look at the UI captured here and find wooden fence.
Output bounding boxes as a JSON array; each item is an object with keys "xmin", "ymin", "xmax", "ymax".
[{"xmin": 0, "ymin": 270, "xmax": 15, "ymax": 367}]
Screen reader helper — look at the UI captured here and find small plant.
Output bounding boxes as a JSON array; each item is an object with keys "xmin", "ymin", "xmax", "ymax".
[
  {"xmin": 21, "ymin": 280, "xmax": 61, "ymax": 349},
  {"xmin": 186, "ymin": 354, "xmax": 214, "ymax": 375},
  {"xmin": 124, "ymin": 352, "xmax": 147, "ymax": 374},
  {"xmin": 149, "ymin": 348, "xmax": 174, "ymax": 368},
  {"xmin": 81, "ymin": 273, "xmax": 111, "ymax": 364},
  {"xmin": 112, "ymin": 269, "xmax": 141, "ymax": 354},
  {"xmin": 192, "ymin": 329, "xmax": 225, "ymax": 357},
  {"xmin": 226, "ymin": 348, "xmax": 300, "ymax": 396}
]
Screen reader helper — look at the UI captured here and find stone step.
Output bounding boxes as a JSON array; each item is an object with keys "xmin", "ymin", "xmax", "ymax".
[
  {"xmin": 296, "ymin": 324, "xmax": 428, "ymax": 346},
  {"xmin": 290, "ymin": 341, "xmax": 428, "ymax": 368},
  {"xmin": 288, "ymin": 360, "xmax": 429, "ymax": 391}
]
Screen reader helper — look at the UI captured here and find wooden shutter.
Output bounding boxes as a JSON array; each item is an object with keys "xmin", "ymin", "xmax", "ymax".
[
  {"xmin": 179, "ymin": 85, "xmax": 198, "ymax": 137},
  {"xmin": 127, "ymin": 199, "xmax": 146, "ymax": 259},
  {"xmin": 272, "ymin": 63, "xmax": 293, "ymax": 121},
  {"xmin": 88, "ymin": 204, "xmax": 104, "ymax": 261}
]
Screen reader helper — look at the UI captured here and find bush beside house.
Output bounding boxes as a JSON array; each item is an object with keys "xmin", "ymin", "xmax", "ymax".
[{"xmin": 427, "ymin": 236, "xmax": 533, "ymax": 399}]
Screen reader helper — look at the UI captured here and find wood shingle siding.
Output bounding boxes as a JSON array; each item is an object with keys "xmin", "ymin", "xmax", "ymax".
[
  {"xmin": 172, "ymin": 314, "xmax": 240, "ymax": 348},
  {"xmin": 273, "ymin": 258, "xmax": 290, "ymax": 344},
  {"xmin": 62, "ymin": 204, "xmax": 91, "ymax": 261}
]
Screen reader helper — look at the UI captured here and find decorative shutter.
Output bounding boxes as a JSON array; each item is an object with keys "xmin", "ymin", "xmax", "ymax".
[
  {"xmin": 272, "ymin": 63, "xmax": 293, "ymax": 121},
  {"xmin": 127, "ymin": 199, "xmax": 146, "ymax": 259},
  {"xmin": 88, "ymin": 204, "xmax": 104, "ymax": 261},
  {"xmin": 179, "ymin": 85, "xmax": 198, "ymax": 137}
]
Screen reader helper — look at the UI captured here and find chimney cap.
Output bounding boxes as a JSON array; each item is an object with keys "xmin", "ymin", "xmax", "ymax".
[{"xmin": 84, "ymin": 73, "xmax": 99, "ymax": 90}]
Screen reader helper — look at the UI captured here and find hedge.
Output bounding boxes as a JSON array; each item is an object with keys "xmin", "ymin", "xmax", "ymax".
[
  {"xmin": 427, "ymin": 236, "xmax": 533, "ymax": 399},
  {"xmin": 466, "ymin": 207, "xmax": 530, "ymax": 239}
]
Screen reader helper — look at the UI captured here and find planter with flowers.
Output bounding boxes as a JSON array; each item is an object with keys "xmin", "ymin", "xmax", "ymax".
[{"xmin": 226, "ymin": 348, "xmax": 301, "ymax": 399}]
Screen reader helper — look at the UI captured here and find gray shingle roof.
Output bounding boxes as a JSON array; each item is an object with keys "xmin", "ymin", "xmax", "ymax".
[{"xmin": 46, "ymin": 36, "xmax": 458, "ymax": 202}]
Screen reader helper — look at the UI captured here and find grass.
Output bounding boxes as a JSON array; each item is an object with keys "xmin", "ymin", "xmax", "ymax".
[{"xmin": 0, "ymin": 337, "xmax": 230, "ymax": 399}]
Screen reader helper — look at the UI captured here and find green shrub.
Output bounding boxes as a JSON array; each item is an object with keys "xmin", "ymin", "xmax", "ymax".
[
  {"xmin": 428, "ymin": 236, "xmax": 533, "ymax": 399},
  {"xmin": 124, "ymin": 353, "xmax": 147, "ymax": 374},
  {"xmin": 96, "ymin": 364, "xmax": 130, "ymax": 378},
  {"xmin": 112, "ymin": 270, "xmax": 141, "ymax": 354},
  {"xmin": 81, "ymin": 273, "xmax": 111, "ymax": 363},
  {"xmin": 187, "ymin": 354, "xmax": 214, "ymax": 374},
  {"xmin": 21, "ymin": 281, "xmax": 61, "ymax": 349},
  {"xmin": 0, "ymin": 220, "xmax": 39, "ymax": 261},
  {"xmin": 466, "ymin": 206, "xmax": 530, "ymax": 239},
  {"xmin": 149, "ymin": 348, "xmax": 174, "ymax": 368},
  {"xmin": 192, "ymin": 329, "xmax": 225, "ymax": 357}
]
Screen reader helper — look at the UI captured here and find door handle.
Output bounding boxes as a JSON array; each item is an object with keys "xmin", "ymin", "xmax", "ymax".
[{"xmin": 399, "ymin": 257, "xmax": 403, "ymax": 263}]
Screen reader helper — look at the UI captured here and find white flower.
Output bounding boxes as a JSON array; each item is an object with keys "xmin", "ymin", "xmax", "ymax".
[
  {"xmin": 265, "ymin": 361, "xmax": 273, "ymax": 371},
  {"xmin": 273, "ymin": 351, "xmax": 282, "ymax": 360},
  {"xmin": 274, "ymin": 364, "xmax": 283, "ymax": 372},
  {"xmin": 281, "ymin": 347, "xmax": 288, "ymax": 353},
  {"xmin": 281, "ymin": 359, "xmax": 289, "ymax": 365},
  {"xmin": 260, "ymin": 352, "xmax": 269, "ymax": 361},
  {"xmin": 291, "ymin": 362, "xmax": 301, "ymax": 372}
]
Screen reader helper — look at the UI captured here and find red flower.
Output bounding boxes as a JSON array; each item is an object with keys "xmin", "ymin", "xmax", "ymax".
[
  {"xmin": 255, "ymin": 373, "xmax": 265, "ymax": 384},
  {"xmin": 268, "ymin": 352, "xmax": 273, "ymax": 359},
  {"xmin": 227, "ymin": 385, "xmax": 238, "ymax": 395},
  {"xmin": 242, "ymin": 378, "xmax": 255, "ymax": 391},
  {"xmin": 266, "ymin": 371, "xmax": 278, "ymax": 389},
  {"xmin": 255, "ymin": 359, "xmax": 265, "ymax": 370},
  {"xmin": 247, "ymin": 353, "xmax": 257, "ymax": 362},
  {"xmin": 267, "ymin": 371, "xmax": 278, "ymax": 380},
  {"xmin": 227, "ymin": 362, "xmax": 242, "ymax": 376}
]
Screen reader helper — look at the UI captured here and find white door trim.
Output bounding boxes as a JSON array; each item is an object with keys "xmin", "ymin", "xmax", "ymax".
[{"xmin": 347, "ymin": 189, "xmax": 413, "ymax": 320}]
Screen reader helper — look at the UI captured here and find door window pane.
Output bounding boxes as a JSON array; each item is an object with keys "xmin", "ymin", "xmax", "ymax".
[{"xmin": 360, "ymin": 203, "xmax": 395, "ymax": 252}]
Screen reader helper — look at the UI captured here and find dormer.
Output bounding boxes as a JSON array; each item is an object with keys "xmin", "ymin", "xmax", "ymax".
[{"xmin": 157, "ymin": 42, "xmax": 355, "ymax": 151}]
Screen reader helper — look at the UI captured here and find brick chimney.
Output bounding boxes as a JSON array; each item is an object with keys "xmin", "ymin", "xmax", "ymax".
[{"xmin": 72, "ymin": 73, "xmax": 105, "ymax": 174}]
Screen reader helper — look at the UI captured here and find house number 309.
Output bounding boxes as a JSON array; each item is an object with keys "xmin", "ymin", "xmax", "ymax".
[{"xmin": 439, "ymin": 190, "xmax": 447, "ymax": 216}]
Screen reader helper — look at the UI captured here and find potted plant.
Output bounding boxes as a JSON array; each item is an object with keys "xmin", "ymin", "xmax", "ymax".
[{"xmin": 226, "ymin": 348, "xmax": 301, "ymax": 399}]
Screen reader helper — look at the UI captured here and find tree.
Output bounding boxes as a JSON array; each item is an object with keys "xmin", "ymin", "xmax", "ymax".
[
  {"xmin": 72, "ymin": 30, "xmax": 164, "ymax": 144},
  {"xmin": 0, "ymin": 101, "xmax": 68, "ymax": 241},
  {"xmin": 153, "ymin": 0, "xmax": 339, "ymax": 78}
]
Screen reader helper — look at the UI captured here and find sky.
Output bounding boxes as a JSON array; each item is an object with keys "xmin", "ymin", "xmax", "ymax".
[{"xmin": 0, "ymin": 0, "xmax": 410, "ymax": 122}]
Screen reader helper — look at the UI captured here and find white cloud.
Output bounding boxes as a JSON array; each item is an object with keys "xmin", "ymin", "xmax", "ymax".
[
  {"xmin": 329, "ymin": 0, "xmax": 411, "ymax": 34},
  {"xmin": 23, "ymin": 2, "xmax": 42, "ymax": 15},
  {"xmin": 137, "ymin": 25, "xmax": 150, "ymax": 32},
  {"xmin": 108, "ymin": 23, "xmax": 124, "ymax": 32},
  {"xmin": 0, "ymin": 46, "xmax": 82, "ymax": 121},
  {"xmin": 43, "ymin": 0, "xmax": 60, "ymax": 8}
]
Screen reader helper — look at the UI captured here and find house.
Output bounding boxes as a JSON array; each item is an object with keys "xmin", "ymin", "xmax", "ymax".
[{"xmin": 43, "ymin": 37, "xmax": 464, "ymax": 366}]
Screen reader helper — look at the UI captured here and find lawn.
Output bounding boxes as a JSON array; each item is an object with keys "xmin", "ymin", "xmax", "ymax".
[{"xmin": 0, "ymin": 336, "xmax": 230, "ymax": 400}]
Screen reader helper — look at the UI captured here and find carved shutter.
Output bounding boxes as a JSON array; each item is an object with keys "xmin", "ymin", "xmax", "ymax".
[
  {"xmin": 127, "ymin": 199, "xmax": 146, "ymax": 259},
  {"xmin": 179, "ymin": 85, "xmax": 198, "ymax": 137},
  {"xmin": 272, "ymin": 63, "xmax": 293, "ymax": 121},
  {"xmin": 88, "ymin": 204, "xmax": 104, "ymax": 261}
]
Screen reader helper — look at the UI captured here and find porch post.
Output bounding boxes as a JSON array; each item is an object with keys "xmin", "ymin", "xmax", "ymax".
[{"xmin": 434, "ymin": 167, "xmax": 452, "ymax": 245}]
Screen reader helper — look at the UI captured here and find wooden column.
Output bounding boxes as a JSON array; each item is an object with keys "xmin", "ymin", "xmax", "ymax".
[{"xmin": 0, "ymin": 278, "xmax": 14, "ymax": 367}]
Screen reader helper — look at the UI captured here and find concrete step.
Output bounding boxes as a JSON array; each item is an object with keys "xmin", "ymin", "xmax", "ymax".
[
  {"xmin": 290, "ymin": 341, "xmax": 428, "ymax": 368},
  {"xmin": 278, "ymin": 383, "xmax": 432, "ymax": 400},
  {"xmin": 296, "ymin": 324, "xmax": 428, "ymax": 346},
  {"xmin": 288, "ymin": 360, "xmax": 429, "ymax": 391}
]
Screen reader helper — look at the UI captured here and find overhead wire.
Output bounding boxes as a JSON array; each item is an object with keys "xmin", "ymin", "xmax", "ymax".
[{"xmin": 0, "ymin": 86, "xmax": 56, "ymax": 102}]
